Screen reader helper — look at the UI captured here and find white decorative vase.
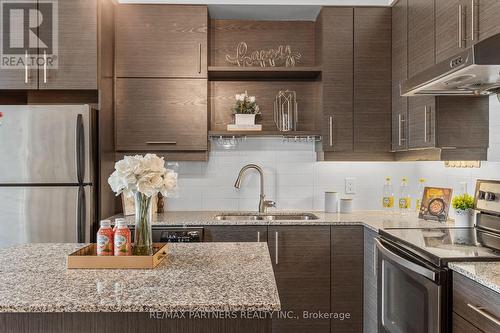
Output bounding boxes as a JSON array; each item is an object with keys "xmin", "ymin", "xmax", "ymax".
[
  {"xmin": 454, "ymin": 209, "xmax": 474, "ymax": 227},
  {"xmin": 235, "ymin": 114, "xmax": 256, "ymax": 126}
]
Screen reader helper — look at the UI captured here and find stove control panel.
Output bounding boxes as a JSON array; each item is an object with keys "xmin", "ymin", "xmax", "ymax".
[{"xmin": 475, "ymin": 180, "xmax": 500, "ymax": 214}]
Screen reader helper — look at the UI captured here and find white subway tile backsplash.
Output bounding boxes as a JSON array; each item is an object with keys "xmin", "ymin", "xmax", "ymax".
[{"xmin": 167, "ymin": 99, "xmax": 500, "ymax": 211}]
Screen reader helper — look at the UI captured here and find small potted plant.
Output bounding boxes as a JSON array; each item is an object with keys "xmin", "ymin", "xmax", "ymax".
[
  {"xmin": 452, "ymin": 193, "xmax": 475, "ymax": 227},
  {"xmin": 232, "ymin": 91, "xmax": 261, "ymax": 126}
]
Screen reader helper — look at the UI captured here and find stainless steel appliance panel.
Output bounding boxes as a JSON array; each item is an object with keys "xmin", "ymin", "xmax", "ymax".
[
  {"xmin": 376, "ymin": 239, "xmax": 444, "ymax": 333},
  {"xmin": 0, "ymin": 186, "xmax": 92, "ymax": 247},
  {"xmin": 0, "ymin": 105, "xmax": 93, "ymax": 184}
]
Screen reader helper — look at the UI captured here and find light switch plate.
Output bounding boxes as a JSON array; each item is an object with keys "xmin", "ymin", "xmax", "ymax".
[{"xmin": 345, "ymin": 177, "xmax": 356, "ymax": 194}]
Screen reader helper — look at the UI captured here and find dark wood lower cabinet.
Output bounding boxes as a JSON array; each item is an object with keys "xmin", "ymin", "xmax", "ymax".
[
  {"xmin": 452, "ymin": 312, "xmax": 482, "ymax": 333},
  {"xmin": 331, "ymin": 226, "xmax": 364, "ymax": 333},
  {"xmin": 363, "ymin": 228, "xmax": 378, "ymax": 333},
  {"xmin": 204, "ymin": 226, "xmax": 267, "ymax": 243},
  {"xmin": 268, "ymin": 226, "xmax": 331, "ymax": 333}
]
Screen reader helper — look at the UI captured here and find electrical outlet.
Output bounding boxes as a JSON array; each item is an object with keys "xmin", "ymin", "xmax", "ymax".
[{"xmin": 345, "ymin": 177, "xmax": 356, "ymax": 194}]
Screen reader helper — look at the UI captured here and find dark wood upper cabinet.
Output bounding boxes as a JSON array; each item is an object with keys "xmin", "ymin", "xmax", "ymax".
[
  {"xmin": 477, "ymin": 0, "xmax": 500, "ymax": 42},
  {"xmin": 331, "ymin": 226, "xmax": 364, "ymax": 333},
  {"xmin": 115, "ymin": 78, "xmax": 208, "ymax": 152},
  {"xmin": 0, "ymin": 0, "xmax": 98, "ymax": 90},
  {"xmin": 268, "ymin": 226, "xmax": 331, "ymax": 333},
  {"xmin": 353, "ymin": 7, "xmax": 392, "ymax": 153},
  {"xmin": 317, "ymin": 7, "xmax": 354, "ymax": 153},
  {"xmin": 435, "ymin": 0, "xmax": 468, "ymax": 63},
  {"xmin": 39, "ymin": 0, "xmax": 97, "ymax": 89},
  {"xmin": 116, "ymin": 5, "xmax": 207, "ymax": 78},
  {"xmin": 204, "ymin": 226, "xmax": 267, "ymax": 243},
  {"xmin": 407, "ymin": 0, "xmax": 435, "ymax": 77}
]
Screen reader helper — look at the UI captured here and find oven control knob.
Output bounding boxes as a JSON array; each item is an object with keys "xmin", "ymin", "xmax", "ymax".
[{"xmin": 484, "ymin": 191, "xmax": 496, "ymax": 201}]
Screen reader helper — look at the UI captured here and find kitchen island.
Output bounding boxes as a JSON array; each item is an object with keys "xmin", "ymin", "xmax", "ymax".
[{"xmin": 0, "ymin": 242, "xmax": 280, "ymax": 333}]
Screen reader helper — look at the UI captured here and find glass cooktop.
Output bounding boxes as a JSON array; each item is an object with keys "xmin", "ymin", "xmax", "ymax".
[{"xmin": 380, "ymin": 227, "xmax": 500, "ymax": 267}]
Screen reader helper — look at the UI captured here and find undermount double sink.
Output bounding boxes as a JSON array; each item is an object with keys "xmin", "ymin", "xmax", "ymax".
[{"xmin": 214, "ymin": 213, "xmax": 319, "ymax": 221}]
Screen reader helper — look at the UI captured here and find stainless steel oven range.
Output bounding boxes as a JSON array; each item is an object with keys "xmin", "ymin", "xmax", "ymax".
[{"xmin": 376, "ymin": 179, "xmax": 500, "ymax": 333}]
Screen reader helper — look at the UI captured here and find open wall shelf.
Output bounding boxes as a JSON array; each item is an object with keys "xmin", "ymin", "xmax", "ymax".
[{"xmin": 208, "ymin": 66, "xmax": 322, "ymax": 80}]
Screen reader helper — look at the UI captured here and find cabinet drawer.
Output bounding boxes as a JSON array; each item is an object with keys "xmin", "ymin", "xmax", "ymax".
[
  {"xmin": 204, "ymin": 226, "xmax": 267, "ymax": 243},
  {"xmin": 116, "ymin": 79, "xmax": 207, "ymax": 151},
  {"xmin": 453, "ymin": 272, "xmax": 500, "ymax": 333},
  {"xmin": 452, "ymin": 312, "xmax": 482, "ymax": 333}
]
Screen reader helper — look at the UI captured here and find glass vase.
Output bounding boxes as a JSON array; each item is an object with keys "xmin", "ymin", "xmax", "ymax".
[{"xmin": 134, "ymin": 192, "xmax": 153, "ymax": 255}]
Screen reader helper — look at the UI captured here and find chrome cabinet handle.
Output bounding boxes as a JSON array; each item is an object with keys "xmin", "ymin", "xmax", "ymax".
[
  {"xmin": 458, "ymin": 5, "xmax": 466, "ymax": 48},
  {"xmin": 146, "ymin": 141, "xmax": 177, "ymax": 145},
  {"xmin": 275, "ymin": 231, "xmax": 278, "ymax": 265},
  {"xmin": 198, "ymin": 43, "xmax": 202, "ymax": 74},
  {"xmin": 467, "ymin": 303, "xmax": 500, "ymax": 327},
  {"xmin": 424, "ymin": 106, "xmax": 428, "ymax": 143},
  {"xmin": 43, "ymin": 50, "xmax": 47, "ymax": 83},
  {"xmin": 24, "ymin": 50, "xmax": 29, "ymax": 84},
  {"xmin": 329, "ymin": 116, "xmax": 333, "ymax": 147},
  {"xmin": 257, "ymin": 231, "xmax": 260, "ymax": 242},
  {"xmin": 373, "ymin": 241, "xmax": 377, "ymax": 276},
  {"xmin": 398, "ymin": 114, "xmax": 402, "ymax": 147},
  {"xmin": 471, "ymin": 0, "xmax": 477, "ymax": 41}
]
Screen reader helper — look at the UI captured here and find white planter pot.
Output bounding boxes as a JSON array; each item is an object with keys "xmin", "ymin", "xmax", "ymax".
[
  {"xmin": 235, "ymin": 114, "xmax": 256, "ymax": 126},
  {"xmin": 454, "ymin": 209, "xmax": 475, "ymax": 227}
]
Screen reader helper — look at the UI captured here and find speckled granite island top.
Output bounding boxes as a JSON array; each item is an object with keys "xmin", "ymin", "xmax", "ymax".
[
  {"xmin": 448, "ymin": 262, "xmax": 500, "ymax": 294},
  {"xmin": 111, "ymin": 210, "xmax": 452, "ymax": 232},
  {"xmin": 0, "ymin": 243, "xmax": 280, "ymax": 313}
]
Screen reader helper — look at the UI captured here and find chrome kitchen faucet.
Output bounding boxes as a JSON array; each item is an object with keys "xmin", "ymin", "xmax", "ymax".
[{"xmin": 234, "ymin": 164, "xmax": 276, "ymax": 213}]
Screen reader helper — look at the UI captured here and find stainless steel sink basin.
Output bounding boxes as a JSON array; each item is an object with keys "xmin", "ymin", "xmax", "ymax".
[{"xmin": 214, "ymin": 213, "xmax": 319, "ymax": 221}]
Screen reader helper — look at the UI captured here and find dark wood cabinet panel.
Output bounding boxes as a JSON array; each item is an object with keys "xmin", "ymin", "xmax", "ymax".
[
  {"xmin": 318, "ymin": 7, "xmax": 354, "ymax": 152},
  {"xmin": 408, "ymin": 96, "xmax": 436, "ymax": 149},
  {"xmin": 268, "ymin": 226, "xmax": 331, "ymax": 333},
  {"xmin": 39, "ymin": 0, "xmax": 97, "ymax": 89},
  {"xmin": 452, "ymin": 313, "xmax": 483, "ymax": 333},
  {"xmin": 354, "ymin": 7, "xmax": 392, "ymax": 153},
  {"xmin": 363, "ymin": 228, "xmax": 378, "ymax": 333},
  {"xmin": 436, "ymin": 0, "xmax": 468, "ymax": 63},
  {"xmin": 408, "ymin": 0, "xmax": 435, "ymax": 77},
  {"xmin": 392, "ymin": 0, "xmax": 408, "ymax": 152},
  {"xmin": 331, "ymin": 226, "xmax": 364, "ymax": 333},
  {"xmin": 478, "ymin": 0, "xmax": 500, "ymax": 42},
  {"xmin": 453, "ymin": 272, "xmax": 500, "ymax": 333},
  {"xmin": 115, "ymin": 78, "xmax": 208, "ymax": 152},
  {"xmin": 116, "ymin": 5, "xmax": 207, "ymax": 78},
  {"xmin": 204, "ymin": 226, "xmax": 267, "ymax": 243}
]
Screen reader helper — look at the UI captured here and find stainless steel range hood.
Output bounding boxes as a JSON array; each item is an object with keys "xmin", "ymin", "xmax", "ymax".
[{"xmin": 402, "ymin": 34, "xmax": 500, "ymax": 96}]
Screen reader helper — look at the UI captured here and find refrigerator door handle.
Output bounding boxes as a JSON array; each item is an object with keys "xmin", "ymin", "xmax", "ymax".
[
  {"xmin": 77, "ymin": 186, "xmax": 86, "ymax": 243},
  {"xmin": 76, "ymin": 114, "xmax": 85, "ymax": 184}
]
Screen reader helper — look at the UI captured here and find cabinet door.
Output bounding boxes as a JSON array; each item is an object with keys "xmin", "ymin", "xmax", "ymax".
[
  {"xmin": 204, "ymin": 226, "xmax": 267, "ymax": 243},
  {"xmin": 115, "ymin": 79, "xmax": 208, "ymax": 151},
  {"xmin": 436, "ymin": 0, "xmax": 468, "ymax": 63},
  {"xmin": 392, "ymin": 0, "xmax": 408, "ymax": 152},
  {"xmin": 478, "ymin": 0, "xmax": 500, "ymax": 42},
  {"xmin": 452, "ymin": 313, "xmax": 482, "ymax": 333},
  {"xmin": 38, "ymin": 0, "xmax": 97, "ymax": 89},
  {"xmin": 363, "ymin": 229, "xmax": 378, "ymax": 333},
  {"xmin": 331, "ymin": 226, "xmax": 363, "ymax": 333},
  {"xmin": 116, "ymin": 5, "xmax": 207, "ymax": 78},
  {"xmin": 408, "ymin": 96, "xmax": 436, "ymax": 149},
  {"xmin": 320, "ymin": 8, "xmax": 354, "ymax": 152},
  {"xmin": 268, "ymin": 226, "xmax": 330, "ymax": 333},
  {"xmin": 408, "ymin": 0, "xmax": 435, "ymax": 77},
  {"xmin": 353, "ymin": 8, "xmax": 392, "ymax": 153}
]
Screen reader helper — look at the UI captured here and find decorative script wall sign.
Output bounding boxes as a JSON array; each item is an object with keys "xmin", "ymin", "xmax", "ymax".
[{"xmin": 225, "ymin": 42, "xmax": 302, "ymax": 68}]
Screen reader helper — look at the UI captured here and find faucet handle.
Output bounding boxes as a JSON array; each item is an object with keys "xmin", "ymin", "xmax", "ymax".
[{"xmin": 264, "ymin": 200, "xmax": 276, "ymax": 208}]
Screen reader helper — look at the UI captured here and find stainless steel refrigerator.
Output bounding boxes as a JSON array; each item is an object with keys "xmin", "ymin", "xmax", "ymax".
[{"xmin": 0, "ymin": 105, "xmax": 95, "ymax": 248}]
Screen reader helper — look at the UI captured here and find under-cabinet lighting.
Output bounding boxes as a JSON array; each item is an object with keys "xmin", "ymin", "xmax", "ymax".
[{"xmin": 444, "ymin": 161, "xmax": 481, "ymax": 168}]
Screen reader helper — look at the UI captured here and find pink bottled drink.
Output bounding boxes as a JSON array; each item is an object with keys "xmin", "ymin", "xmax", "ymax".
[
  {"xmin": 114, "ymin": 220, "xmax": 132, "ymax": 256},
  {"xmin": 96, "ymin": 220, "xmax": 114, "ymax": 256}
]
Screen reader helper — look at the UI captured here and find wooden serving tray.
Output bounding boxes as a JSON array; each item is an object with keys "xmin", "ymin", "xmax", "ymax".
[{"xmin": 67, "ymin": 243, "xmax": 168, "ymax": 269}]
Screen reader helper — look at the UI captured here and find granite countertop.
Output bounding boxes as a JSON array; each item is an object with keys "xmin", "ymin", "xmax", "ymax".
[
  {"xmin": 110, "ymin": 210, "xmax": 453, "ymax": 232},
  {"xmin": 0, "ymin": 243, "xmax": 280, "ymax": 313},
  {"xmin": 448, "ymin": 262, "xmax": 500, "ymax": 294}
]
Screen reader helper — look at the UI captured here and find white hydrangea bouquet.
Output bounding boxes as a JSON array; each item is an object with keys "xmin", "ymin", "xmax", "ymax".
[
  {"xmin": 232, "ymin": 91, "xmax": 261, "ymax": 127},
  {"xmin": 108, "ymin": 154, "xmax": 177, "ymax": 255}
]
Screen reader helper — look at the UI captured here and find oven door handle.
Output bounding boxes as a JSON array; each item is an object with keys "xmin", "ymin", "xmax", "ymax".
[{"xmin": 375, "ymin": 239, "xmax": 437, "ymax": 282}]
